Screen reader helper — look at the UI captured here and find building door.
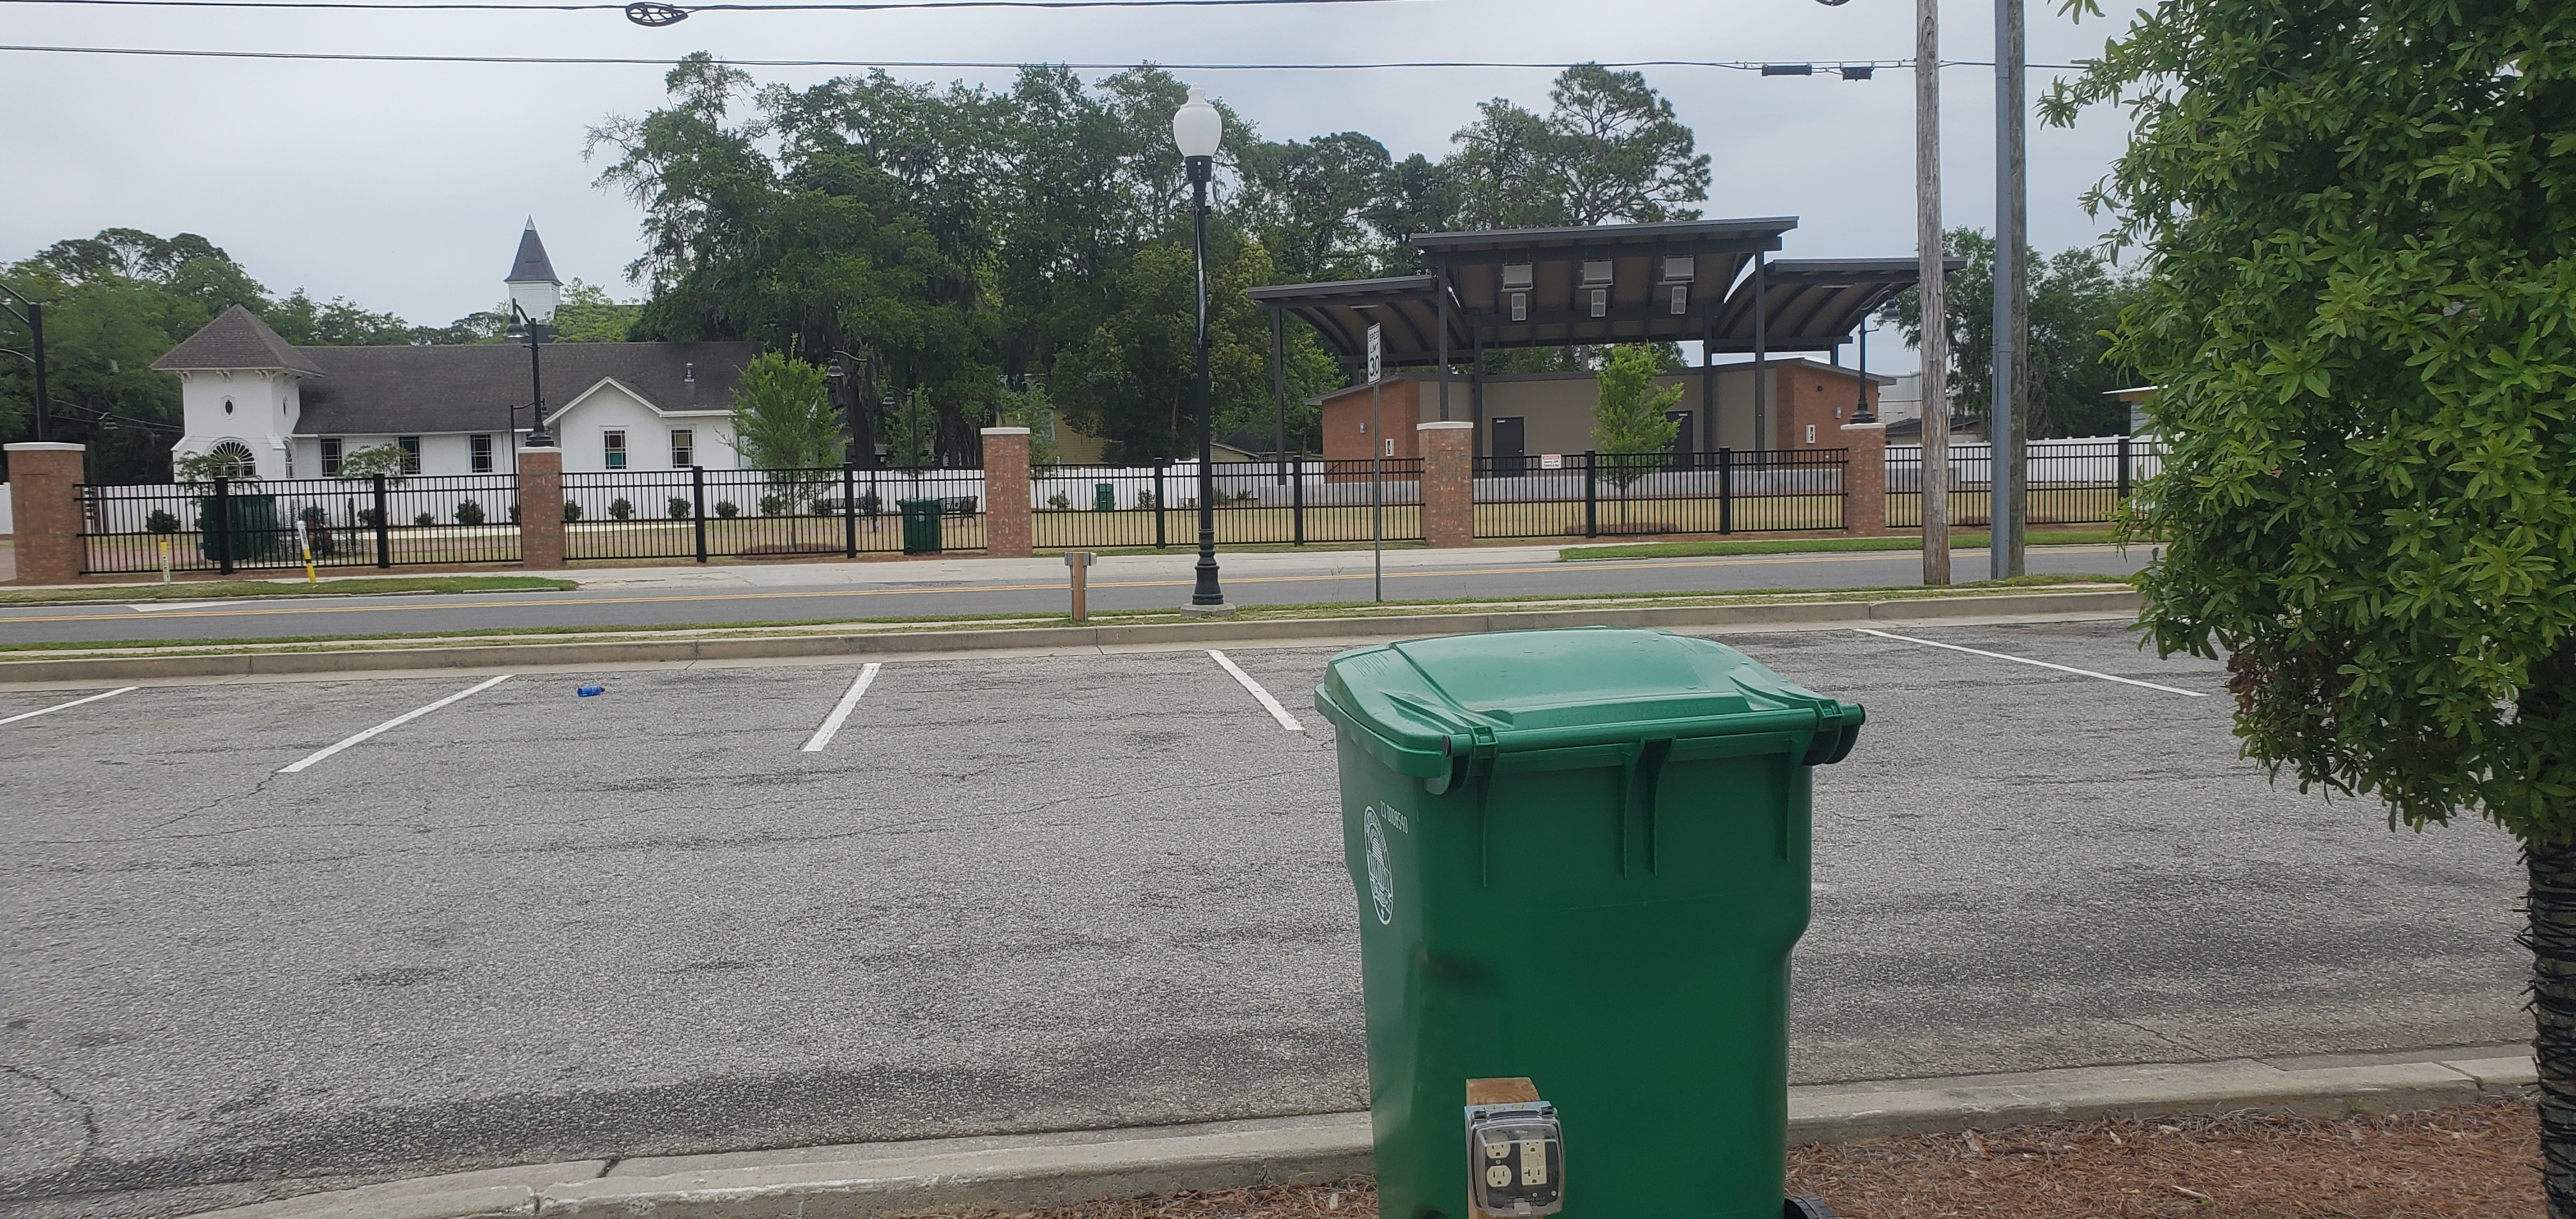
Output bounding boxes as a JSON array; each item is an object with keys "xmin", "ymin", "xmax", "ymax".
[
  {"xmin": 1491, "ymin": 417, "xmax": 1526, "ymax": 477},
  {"xmin": 1665, "ymin": 410, "xmax": 1695, "ymax": 470}
]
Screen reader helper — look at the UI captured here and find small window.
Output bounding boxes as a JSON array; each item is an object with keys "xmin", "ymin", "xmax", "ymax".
[
  {"xmin": 321, "ymin": 437, "xmax": 343, "ymax": 475},
  {"xmin": 1510, "ymin": 291, "xmax": 1528, "ymax": 323},
  {"xmin": 1589, "ymin": 288, "xmax": 1607, "ymax": 318},
  {"xmin": 222, "ymin": 398, "xmax": 234, "ymax": 415},
  {"xmin": 1581, "ymin": 259, "xmax": 1614, "ymax": 286},
  {"xmin": 1501, "ymin": 263, "xmax": 1534, "ymax": 290},
  {"xmin": 1669, "ymin": 285, "xmax": 1688, "ymax": 315},
  {"xmin": 397, "ymin": 435, "xmax": 422, "ymax": 473},
  {"xmin": 604, "ymin": 430, "xmax": 628, "ymax": 469},
  {"xmin": 1805, "ymin": 424, "xmax": 1818, "ymax": 444},
  {"xmin": 470, "ymin": 434, "xmax": 494, "ymax": 473},
  {"xmin": 670, "ymin": 429, "xmax": 694, "ymax": 468}
]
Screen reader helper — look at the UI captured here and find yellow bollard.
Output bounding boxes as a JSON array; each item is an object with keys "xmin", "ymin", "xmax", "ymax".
[
  {"xmin": 158, "ymin": 537, "xmax": 172, "ymax": 584},
  {"xmin": 301, "ymin": 521, "xmax": 317, "ymax": 586}
]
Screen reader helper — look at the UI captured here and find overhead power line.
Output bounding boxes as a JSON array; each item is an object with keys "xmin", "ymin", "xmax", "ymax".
[
  {"xmin": 0, "ymin": 0, "xmax": 1418, "ymax": 8},
  {"xmin": 0, "ymin": 44, "xmax": 2085, "ymax": 70}
]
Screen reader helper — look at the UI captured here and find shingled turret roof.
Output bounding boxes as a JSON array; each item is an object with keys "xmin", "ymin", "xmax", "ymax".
[
  {"xmin": 505, "ymin": 218, "xmax": 560, "ymax": 285},
  {"xmin": 149, "ymin": 304, "xmax": 326, "ymax": 376}
]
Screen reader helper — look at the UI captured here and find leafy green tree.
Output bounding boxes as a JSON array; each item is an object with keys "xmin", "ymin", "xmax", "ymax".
[
  {"xmin": 1591, "ymin": 344, "xmax": 1682, "ymax": 521},
  {"xmin": 993, "ymin": 383, "xmax": 1060, "ymax": 468},
  {"xmin": 1448, "ymin": 64, "xmax": 1710, "ymax": 228},
  {"xmin": 728, "ymin": 351, "xmax": 840, "ymax": 506},
  {"xmin": 2048, "ymin": 2, "xmax": 2576, "ymax": 1208},
  {"xmin": 882, "ymin": 388, "xmax": 939, "ymax": 470},
  {"xmin": 263, "ymin": 291, "xmax": 415, "ymax": 346},
  {"xmin": 1883, "ymin": 227, "xmax": 2144, "ymax": 438},
  {"xmin": 1236, "ymin": 132, "xmax": 1403, "ymax": 282},
  {"xmin": 334, "ymin": 443, "xmax": 409, "ymax": 482}
]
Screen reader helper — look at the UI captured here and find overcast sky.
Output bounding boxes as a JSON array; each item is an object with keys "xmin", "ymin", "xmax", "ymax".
[{"xmin": 1, "ymin": 0, "xmax": 2148, "ymax": 372}]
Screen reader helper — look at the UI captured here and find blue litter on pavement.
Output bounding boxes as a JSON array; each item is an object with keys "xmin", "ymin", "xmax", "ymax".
[{"xmin": 578, "ymin": 686, "xmax": 606, "ymax": 697}]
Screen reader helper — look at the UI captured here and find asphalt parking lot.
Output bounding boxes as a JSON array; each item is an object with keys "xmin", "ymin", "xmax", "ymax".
[{"xmin": 0, "ymin": 617, "xmax": 2527, "ymax": 1218}]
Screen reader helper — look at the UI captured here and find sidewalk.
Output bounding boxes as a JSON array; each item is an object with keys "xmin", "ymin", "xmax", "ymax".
[
  {"xmin": 565, "ymin": 544, "xmax": 1576, "ymax": 592},
  {"xmin": 182, "ymin": 1048, "xmax": 2533, "ymax": 1219}
]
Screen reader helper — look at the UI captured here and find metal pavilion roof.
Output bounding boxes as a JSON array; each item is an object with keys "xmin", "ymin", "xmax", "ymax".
[
  {"xmin": 1705, "ymin": 257, "xmax": 1963, "ymax": 354},
  {"xmin": 1243, "ymin": 275, "xmax": 1470, "ymax": 369},
  {"xmin": 1247, "ymin": 219, "xmax": 1943, "ymax": 367},
  {"xmin": 1413, "ymin": 217, "xmax": 1795, "ymax": 352}
]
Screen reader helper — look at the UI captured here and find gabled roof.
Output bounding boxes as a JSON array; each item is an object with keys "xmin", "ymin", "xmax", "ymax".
[
  {"xmin": 293, "ymin": 341, "xmax": 762, "ymax": 435},
  {"xmin": 505, "ymin": 219, "xmax": 560, "ymax": 286},
  {"xmin": 150, "ymin": 304, "xmax": 326, "ymax": 376}
]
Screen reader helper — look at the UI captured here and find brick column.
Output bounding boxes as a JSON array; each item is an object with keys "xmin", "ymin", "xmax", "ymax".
[
  {"xmin": 1418, "ymin": 421, "xmax": 1474, "ymax": 548},
  {"xmin": 6, "ymin": 442, "xmax": 87, "ymax": 585},
  {"xmin": 1839, "ymin": 422, "xmax": 1889, "ymax": 536},
  {"xmin": 518, "ymin": 447, "xmax": 566, "ymax": 569},
  {"xmin": 981, "ymin": 427, "xmax": 1032, "ymax": 558}
]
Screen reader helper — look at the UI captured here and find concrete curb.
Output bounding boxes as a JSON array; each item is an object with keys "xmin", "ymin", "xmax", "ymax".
[
  {"xmin": 183, "ymin": 1050, "xmax": 2532, "ymax": 1218},
  {"xmin": 0, "ymin": 590, "xmax": 2140, "ymax": 684}
]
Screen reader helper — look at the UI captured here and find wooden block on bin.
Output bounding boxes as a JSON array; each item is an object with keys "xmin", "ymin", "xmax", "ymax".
[{"xmin": 1466, "ymin": 1077, "xmax": 1542, "ymax": 1219}]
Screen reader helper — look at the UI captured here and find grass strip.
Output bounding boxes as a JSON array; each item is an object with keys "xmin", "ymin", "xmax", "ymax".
[
  {"xmin": 0, "ymin": 576, "xmax": 578, "ymax": 605},
  {"xmin": 1560, "ymin": 529, "xmax": 2129, "ymax": 561},
  {"xmin": 0, "ymin": 574, "xmax": 2131, "ymax": 658}
]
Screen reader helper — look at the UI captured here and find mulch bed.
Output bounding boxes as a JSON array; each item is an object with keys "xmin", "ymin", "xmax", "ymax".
[{"xmin": 927, "ymin": 1099, "xmax": 2538, "ymax": 1219}]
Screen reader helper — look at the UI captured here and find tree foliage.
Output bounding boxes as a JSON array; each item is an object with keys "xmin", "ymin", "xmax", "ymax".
[
  {"xmin": 728, "ymin": 351, "xmax": 840, "ymax": 471},
  {"xmin": 1883, "ymin": 227, "xmax": 2145, "ymax": 437},
  {"xmin": 1590, "ymin": 344, "xmax": 1683, "ymax": 491},
  {"xmin": 588, "ymin": 56, "xmax": 1707, "ymax": 462},
  {"xmin": 2056, "ymin": 0, "xmax": 2576, "ymax": 834}
]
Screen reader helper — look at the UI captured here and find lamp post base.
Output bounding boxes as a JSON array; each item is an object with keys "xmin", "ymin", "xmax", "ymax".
[{"xmin": 1177, "ymin": 602, "xmax": 1238, "ymax": 617}]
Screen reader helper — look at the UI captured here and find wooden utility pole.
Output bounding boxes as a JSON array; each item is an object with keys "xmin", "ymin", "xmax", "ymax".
[
  {"xmin": 1916, "ymin": 0, "xmax": 1951, "ymax": 585},
  {"xmin": 1991, "ymin": 0, "xmax": 2030, "ymax": 579}
]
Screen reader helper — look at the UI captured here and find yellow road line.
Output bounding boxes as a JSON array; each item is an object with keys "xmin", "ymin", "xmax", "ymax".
[{"xmin": 0, "ymin": 547, "xmax": 2124, "ymax": 625}]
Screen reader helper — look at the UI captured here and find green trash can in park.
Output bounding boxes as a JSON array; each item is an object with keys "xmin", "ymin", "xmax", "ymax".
[
  {"xmin": 1314, "ymin": 628, "xmax": 1865, "ymax": 1219},
  {"xmin": 896, "ymin": 497, "xmax": 943, "ymax": 555}
]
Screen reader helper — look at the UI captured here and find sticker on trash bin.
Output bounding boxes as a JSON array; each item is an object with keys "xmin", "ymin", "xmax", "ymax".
[{"xmin": 1363, "ymin": 806, "xmax": 1395, "ymax": 925}]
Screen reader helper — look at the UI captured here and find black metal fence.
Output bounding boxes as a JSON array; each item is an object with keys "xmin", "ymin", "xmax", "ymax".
[
  {"xmin": 1030, "ymin": 459, "xmax": 1424, "ymax": 548},
  {"xmin": 561, "ymin": 466, "xmax": 990, "ymax": 562},
  {"xmin": 1473, "ymin": 448, "xmax": 1847, "ymax": 540},
  {"xmin": 1885, "ymin": 436, "xmax": 2166, "ymax": 529},
  {"xmin": 79, "ymin": 474, "xmax": 523, "ymax": 574}
]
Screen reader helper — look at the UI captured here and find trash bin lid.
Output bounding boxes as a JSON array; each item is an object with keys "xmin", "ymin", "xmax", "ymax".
[{"xmin": 1315, "ymin": 628, "xmax": 1862, "ymax": 790}]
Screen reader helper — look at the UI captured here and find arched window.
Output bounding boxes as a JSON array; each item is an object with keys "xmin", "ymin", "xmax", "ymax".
[{"xmin": 206, "ymin": 441, "xmax": 257, "ymax": 479}]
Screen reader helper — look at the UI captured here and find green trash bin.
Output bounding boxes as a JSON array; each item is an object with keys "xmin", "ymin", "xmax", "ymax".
[
  {"xmin": 896, "ymin": 497, "xmax": 943, "ymax": 555},
  {"xmin": 1094, "ymin": 482, "xmax": 1117, "ymax": 512},
  {"xmin": 1314, "ymin": 627, "xmax": 1864, "ymax": 1219}
]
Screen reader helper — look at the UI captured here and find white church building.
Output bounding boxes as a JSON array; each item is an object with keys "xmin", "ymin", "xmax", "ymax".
[{"xmin": 153, "ymin": 222, "xmax": 764, "ymax": 479}]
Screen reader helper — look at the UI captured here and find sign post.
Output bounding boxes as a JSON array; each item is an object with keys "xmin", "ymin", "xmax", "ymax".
[{"xmin": 1367, "ymin": 322, "xmax": 1383, "ymax": 602}]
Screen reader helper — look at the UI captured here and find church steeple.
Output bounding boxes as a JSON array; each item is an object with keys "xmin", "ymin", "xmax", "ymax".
[{"xmin": 504, "ymin": 218, "xmax": 562, "ymax": 322}]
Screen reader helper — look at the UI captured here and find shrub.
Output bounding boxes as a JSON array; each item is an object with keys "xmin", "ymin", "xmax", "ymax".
[
  {"xmin": 146, "ymin": 509, "xmax": 180, "ymax": 534},
  {"xmin": 1134, "ymin": 491, "xmax": 1157, "ymax": 509},
  {"xmin": 609, "ymin": 497, "xmax": 634, "ymax": 521},
  {"xmin": 454, "ymin": 500, "xmax": 486, "ymax": 526},
  {"xmin": 758, "ymin": 493, "xmax": 785, "ymax": 516},
  {"xmin": 715, "ymin": 500, "xmax": 739, "ymax": 518},
  {"xmin": 668, "ymin": 496, "xmax": 691, "ymax": 520},
  {"xmin": 356, "ymin": 507, "xmax": 385, "ymax": 528},
  {"xmin": 509, "ymin": 503, "xmax": 521, "ymax": 524},
  {"xmin": 563, "ymin": 501, "xmax": 585, "ymax": 523},
  {"xmin": 858, "ymin": 492, "xmax": 882, "ymax": 516},
  {"xmin": 1047, "ymin": 492, "xmax": 1071, "ymax": 510},
  {"xmin": 1232, "ymin": 488, "xmax": 1259, "ymax": 503},
  {"xmin": 413, "ymin": 512, "xmax": 436, "ymax": 527}
]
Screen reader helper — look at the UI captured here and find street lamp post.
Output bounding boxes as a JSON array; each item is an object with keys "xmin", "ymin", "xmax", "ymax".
[
  {"xmin": 509, "ymin": 302, "xmax": 555, "ymax": 449},
  {"xmin": 0, "ymin": 284, "xmax": 48, "ymax": 442},
  {"xmin": 1172, "ymin": 85, "xmax": 1229, "ymax": 611}
]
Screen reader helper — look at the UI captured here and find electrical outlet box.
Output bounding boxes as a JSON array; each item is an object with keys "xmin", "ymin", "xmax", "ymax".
[{"xmin": 1464, "ymin": 1100, "xmax": 1564, "ymax": 1216}]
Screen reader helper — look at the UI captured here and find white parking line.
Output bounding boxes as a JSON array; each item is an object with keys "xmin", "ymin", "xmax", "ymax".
[
  {"xmin": 801, "ymin": 663, "xmax": 882, "ymax": 753},
  {"xmin": 1854, "ymin": 629, "xmax": 2207, "ymax": 697},
  {"xmin": 279, "ymin": 674, "xmax": 515, "ymax": 773},
  {"xmin": 1209, "ymin": 650, "xmax": 1305, "ymax": 731},
  {"xmin": 0, "ymin": 686, "xmax": 139, "ymax": 726}
]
